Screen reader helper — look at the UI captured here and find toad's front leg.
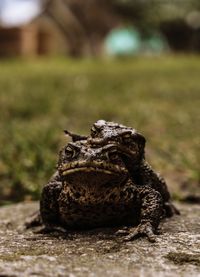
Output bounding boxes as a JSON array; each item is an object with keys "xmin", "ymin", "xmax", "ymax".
[
  {"xmin": 124, "ymin": 186, "xmax": 163, "ymax": 242},
  {"xmin": 39, "ymin": 172, "xmax": 63, "ymax": 231},
  {"xmin": 25, "ymin": 172, "xmax": 63, "ymax": 232}
]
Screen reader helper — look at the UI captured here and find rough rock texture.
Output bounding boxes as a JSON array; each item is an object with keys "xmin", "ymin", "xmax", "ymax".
[{"xmin": 0, "ymin": 202, "xmax": 199, "ymax": 277}]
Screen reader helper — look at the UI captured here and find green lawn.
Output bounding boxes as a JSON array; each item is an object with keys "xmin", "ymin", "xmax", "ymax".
[{"xmin": 0, "ymin": 56, "xmax": 199, "ymax": 203}]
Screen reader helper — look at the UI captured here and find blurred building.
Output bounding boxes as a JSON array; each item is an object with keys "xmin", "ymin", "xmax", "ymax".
[
  {"xmin": 0, "ymin": 1, "xmax": 69, "ymax": 57},
  {"xmin": 0, "ymin": 0, "xmax": 126, "ymax": 58},
  {"xmin": 0, "ymin": 19, "xmax": 67, "ymax": 57},
  {"xmin": 0, "ymin": 0, "xmax": 119, "ymax": 57},
  {"xmin": 0, "ymin": 25, "xmax": 36, "ymax": 57}
]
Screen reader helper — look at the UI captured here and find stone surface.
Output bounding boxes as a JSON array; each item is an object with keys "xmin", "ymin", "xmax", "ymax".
[{"xmin": 0, "ymin": 202, "xmax": 199, "ymax": 277}]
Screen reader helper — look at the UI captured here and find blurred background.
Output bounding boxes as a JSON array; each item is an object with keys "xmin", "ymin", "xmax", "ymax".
[{"xmin": 0, "ymin": 0, "xmax": 199, "ymax": 204}]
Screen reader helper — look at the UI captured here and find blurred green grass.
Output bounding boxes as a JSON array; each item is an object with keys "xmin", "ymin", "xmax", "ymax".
[{"xmin": 0, "ymin": 56, "xmax": 199, "ymax": 203}]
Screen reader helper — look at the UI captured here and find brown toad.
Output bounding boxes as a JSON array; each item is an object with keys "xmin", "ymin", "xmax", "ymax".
[
  {"xmin": 88, "ymin": 120, "xmax": 179, "ymax": 218},
  {"xmin": 26, "ymin": 120, "xmax": 179, "ymax": 242}
]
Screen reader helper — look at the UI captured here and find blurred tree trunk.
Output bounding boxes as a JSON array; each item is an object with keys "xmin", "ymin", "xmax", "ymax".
[
  {"xmin": 41, "ymin": 0, "xmax": 90, "ymax": 56},
  {"xmin": 41, "ymin": 0, "xmax": 120, "ymax": 56}
]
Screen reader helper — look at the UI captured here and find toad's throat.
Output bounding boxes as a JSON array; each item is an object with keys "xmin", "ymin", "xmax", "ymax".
[{"xmin": 60, "ymin": 161, "xmax": 128, "ymax": 176}]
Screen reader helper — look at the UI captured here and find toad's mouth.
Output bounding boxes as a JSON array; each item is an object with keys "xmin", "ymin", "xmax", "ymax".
[
  {"xmin": 59, "ymin": 161, "xmax": 128, "ymax": 187},
  {"xmin": 60, "ymin": 161, "xmax": 128, "ymax": 176}
]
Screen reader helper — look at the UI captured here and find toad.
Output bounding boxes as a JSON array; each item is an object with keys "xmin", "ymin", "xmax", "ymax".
[
  {"xmin": 26, "ymin": 120, "xmax": 179, "ymax": 242},
  {"xmin": 88, "ymin": 120, "xmax": 179, "ymax": 217}
]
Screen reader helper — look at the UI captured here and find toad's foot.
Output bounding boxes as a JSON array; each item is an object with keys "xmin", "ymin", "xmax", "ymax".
[
  {"xmin": 115, "ymin": 226, "xmax": 130, "ymax": 236},
  {"xmin": 25, "ymin": 211, "xmax": 42, "ymax": 229},
  {"xmin": 123, "ymin": 222, "xmax": 156, "ymax": 242},
  {"xmin": 31, "ymin": 225, "xmax": 67, "ymax": 234},
  {"xmin": 164, "ymin": 202, "xmax": 180, "ymax": 217}
]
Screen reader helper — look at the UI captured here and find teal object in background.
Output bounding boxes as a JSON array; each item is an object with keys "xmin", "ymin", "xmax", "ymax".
[
  {"xmin": 142, "ymin": 33, "xmax": 169, "ymax": 54},
  {"xmin": 105, "ymin": 27, "xmax": 141, "ymax": 56}
]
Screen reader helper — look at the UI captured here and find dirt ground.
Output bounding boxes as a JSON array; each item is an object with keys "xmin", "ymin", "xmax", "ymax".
[{"xmin": 0, "ymin": 202, "xmax": 199, "ymax": 277}]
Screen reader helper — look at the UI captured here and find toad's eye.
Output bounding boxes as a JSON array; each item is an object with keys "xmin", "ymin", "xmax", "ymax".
[
  {"xmin": 122, "ymin": 133, "xmax": 132, "ymax": 143},
  {"xmin": 108, "ymin": 149, "xmax": 119, "ymax": 161},
  {"xmin": 65, "ymin": 146, "xmax": 76, "ymax": 159},
  {"xmin": 91, "ymin": 126, "xmax": 98, "ymax": 137}
]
